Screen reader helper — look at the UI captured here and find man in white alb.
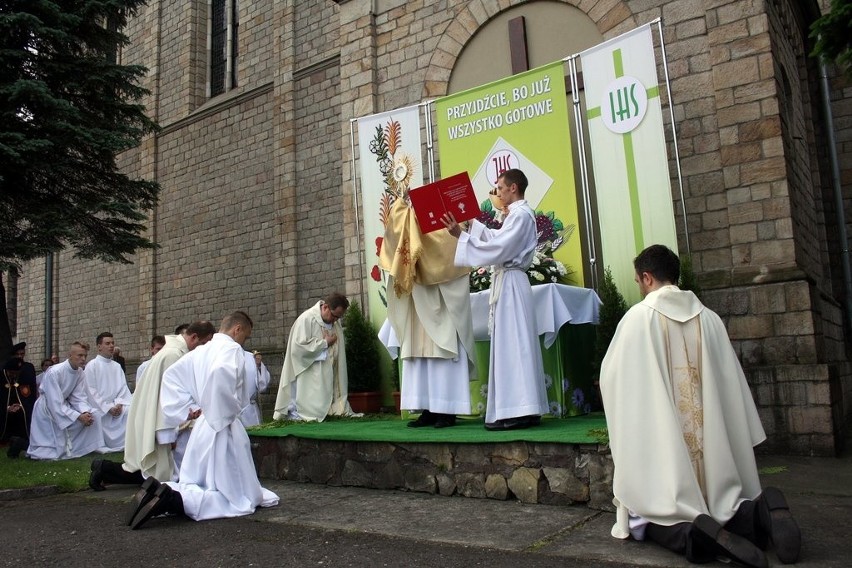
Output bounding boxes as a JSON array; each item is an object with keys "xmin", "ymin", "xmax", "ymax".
[
  {"xmin": 27, "ymin": 342, "xmax": 104, "ymax": 460},
  {"xmin": 443, "ymin": 168, "xmax": 547, "ymax": 430},
  {"xmin": 127, "ymin": 311, "xmax": 279, "ymax": 529},
  {"xmin": 84, "ymin": 332, "xmax": 132, "ymax": 452}
]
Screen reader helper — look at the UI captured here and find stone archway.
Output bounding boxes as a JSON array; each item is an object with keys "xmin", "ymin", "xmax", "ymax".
[{"xmin": 423, "ymin": 0, "xmax": 636, "ymax": 99}]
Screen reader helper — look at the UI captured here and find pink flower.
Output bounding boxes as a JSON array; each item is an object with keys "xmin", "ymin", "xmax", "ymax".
[{"xmin": 477, "ymin": 267, "xmax": 486, "ymax": 275}]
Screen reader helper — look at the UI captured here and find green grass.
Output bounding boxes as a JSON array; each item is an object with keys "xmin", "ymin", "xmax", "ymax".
[
  {"xmin": 758, "ymin": 465, "xmax": 788, "ymax": 475},
  {"xmin": 0, "ymin": 451, "xmax": 123, "ymax": 492}
]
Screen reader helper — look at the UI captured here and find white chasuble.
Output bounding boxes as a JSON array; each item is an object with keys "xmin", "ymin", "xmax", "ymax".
[
  {"xmin": 600, "ymin": 285, "xmax": 765, "ymax": 538},
  {"xmin": 384, "ymin": 275, "xmax": 474, "ymax": 415},
  {"xmin": 273, "ymin": 301, "xmax": 356, "ymax": 422},
  {"xmin": 123, "ymin": 334, "xmax": 189, "ymax": 481}
]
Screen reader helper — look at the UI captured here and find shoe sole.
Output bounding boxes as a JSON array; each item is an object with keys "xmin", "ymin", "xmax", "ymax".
[
  {"xmin": 762, "ymin": 487, "xmax": 801, "ymax": 564},
  {"xmin": 126, "ymin": 477, "xmax": 160, "ymax": 526},
  {"xmin": 130, "ymin": 485, "xmax": 170, "ymax": 530},
  {"xmin": 693, "ymin": 514, "xmax": 767, "ymax": 568}
]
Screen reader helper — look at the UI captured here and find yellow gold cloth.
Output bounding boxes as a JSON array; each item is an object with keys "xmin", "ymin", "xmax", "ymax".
[{"xmin": 379, "ymin": 198, "xmax": 469, "ymax": 297}]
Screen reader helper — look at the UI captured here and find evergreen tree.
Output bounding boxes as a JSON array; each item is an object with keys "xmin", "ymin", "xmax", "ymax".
[
  {"xmin": 594, "ymin": 267, "xmax": 628, "ymax": 374},
  {"xmin": 678, "ymin": 253, "xmax": 702, "ymax": 300},
  {"xmin": 0, "ymin": 1, "xmax": 160, "ymax": 359},
  {"xmin": 343, "ymin": 302, "xmax": 381, "ymax": 392},
  {"xmin": 810, "ymin": 0, "xmax": 852, "ymax": 75}
]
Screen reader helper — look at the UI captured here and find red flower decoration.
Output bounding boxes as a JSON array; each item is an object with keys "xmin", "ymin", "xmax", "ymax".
[
  {"xmin": 371, "ymin": 265, "xmax": 381, "ymax": 282},
  {"xmin": 375, "ymin": 236, "xmax": 383, "ymax": 256}
]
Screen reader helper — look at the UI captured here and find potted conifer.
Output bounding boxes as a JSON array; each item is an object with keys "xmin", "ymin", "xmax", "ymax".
[{"xmin": 343, "ymin": 301, "xmax": 383, "ymax": 414}]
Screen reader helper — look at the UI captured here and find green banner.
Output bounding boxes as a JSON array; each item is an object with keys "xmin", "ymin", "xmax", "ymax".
[{"xmin": 435, "ymin": 61, "xmax": 584, "ymax": 284}]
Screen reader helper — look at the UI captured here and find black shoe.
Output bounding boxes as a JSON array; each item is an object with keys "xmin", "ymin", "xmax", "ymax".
[
  {"xmin": 126, "ymin": 477, "xmax": 161, "ymax": 526},
  {"xmin": 433, "ymin": 414, "xmax": 456, "ymax": 428},
  {"xmin": 130, "ymin": 484, "xmax": 183, "ymax": 530},
  {"xmin": 6, "ymin": 436, "xmax": 27, "ymax": 458},
  {"xmin": 522, "ymin": 415, "xmax": 541, "ymax": 427},
  {"xmin": 407, "ymin": 409, "xmax": 437, "ymax": 428},
  {"xmin": 89, "ymin": 459, "xmax": 106, "ymax": 491},
  {"xmin": 757, "ymin": 487, "xmax": 801, "ymax": 564},
  {"xmin": 692, "ymin": 514, "xmax": 767, "ymax": 568},
  {"xmin": 485, "ymin": 416, "xmax": 535, "ymax": 431}
]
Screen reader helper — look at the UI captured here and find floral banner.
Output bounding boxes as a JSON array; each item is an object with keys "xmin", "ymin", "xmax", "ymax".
[{"xmin": 356, "ymin": 105, "xmax": 424, "ymax": 326}]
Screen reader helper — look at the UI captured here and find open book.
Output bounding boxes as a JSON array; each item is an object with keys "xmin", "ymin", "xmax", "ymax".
[{"xmin": 408, "ymin": 171, "xmax": 481, "ymax": 234}]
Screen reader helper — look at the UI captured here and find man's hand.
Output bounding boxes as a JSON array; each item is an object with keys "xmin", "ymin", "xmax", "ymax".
[
  {"xmin": 323, "ymin": 329, "xmax": 338, "ymax": 347},
  {"xmin": 187, "ymin": 408, "xmax": 202, "ymax": 420},
  {"xmin": 441, "ymin": 212, "xmax": 461, "ymax": 238},
  {"xmin": 78, "ymin": 412, "xmax": 94, "ymax": 426},
  {"xmin": 108, "ymin": 405, "xmax": 123, "ymax": 417}
]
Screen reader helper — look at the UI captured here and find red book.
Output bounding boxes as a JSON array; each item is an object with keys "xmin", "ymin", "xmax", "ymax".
[{"xmin": 408, "ymin": 172, "xmax": 481, "ymax": 234}]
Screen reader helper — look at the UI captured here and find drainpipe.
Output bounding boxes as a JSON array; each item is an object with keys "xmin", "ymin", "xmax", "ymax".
[
  {"xmin": 818, "ymin": 61, "xmax": 852, "ymax": 331},
  {"xmin": 44, "ymin": 253, "xmax": 53, "ymax": 360}
]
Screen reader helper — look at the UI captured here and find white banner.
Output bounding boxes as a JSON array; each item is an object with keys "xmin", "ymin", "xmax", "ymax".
[
  {"xmin": 356, "ymin": 105, "xmax": 424, "ymax": 323},
  {"xmin": 580, "ymin": 24, "xmax": 678, "ymax": 305}
]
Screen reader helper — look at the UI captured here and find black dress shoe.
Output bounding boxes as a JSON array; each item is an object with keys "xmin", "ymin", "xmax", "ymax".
[
  {"xmin": 757, "ymin": 487, "xmax": 801, "ymax": 564},
  {"xmin": 126, "ymin": 477, "xmax": 161, "ymax": 526},
  {"xmin": 691, "ymin": 514, "xmax": 768, "ymax": 568},
  {"xmin": 521, "ymin": 415, "xmax": 541, "ymax": 427},
  {"xmin": 130, "ymin": 484, "xmax": 184, "ymax": 530},
  {"xmin": 407, "ymin": 409, "xmax": 437, "ymax": 428},
  {"xmin": 433, "ymin": 414, "xmax": 456, "ymax": 428},
  {"xmin": 89, "ymin": 459, "xmax": 105, "ymax": 491},
  {"xmin": 487, "ymin": 416, "xmax": 535, "ymax": 431}
]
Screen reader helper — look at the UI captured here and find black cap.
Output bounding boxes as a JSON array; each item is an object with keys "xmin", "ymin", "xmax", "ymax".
[{"xmin": 12, "ymin": 342, "xmax": 26, "ymax": 352}]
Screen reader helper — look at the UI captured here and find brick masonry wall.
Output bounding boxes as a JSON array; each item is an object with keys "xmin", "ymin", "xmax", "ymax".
[
  {"xmin": 9, "ymin": 0, "xmax": 851, "ymax": 453},
  {"xmin": 293, "ymin": 0, "xmax": 345, "ymax": 310}
]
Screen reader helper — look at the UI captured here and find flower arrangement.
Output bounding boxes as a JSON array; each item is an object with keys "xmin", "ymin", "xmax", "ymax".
[{"xmin": 527, "ymin": 249, "xmax": 570, "ymax": 285}]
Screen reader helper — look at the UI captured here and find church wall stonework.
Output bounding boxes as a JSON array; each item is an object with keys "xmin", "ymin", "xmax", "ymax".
[{"xmin": 11, "ymin": 0, "xmax": 851, "ymax": 454}]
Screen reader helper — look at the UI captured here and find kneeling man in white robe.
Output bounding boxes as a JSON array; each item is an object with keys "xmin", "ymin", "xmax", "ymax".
[
  {"xmin": 84, "ymin": 332, "xmax": 132, "ymax": 452},
  {"xmin": 27, "ymin": 342, "xmax": 104, "ymax": 460},
  {"xmin": 127, "ymin": 311, "xmax": 279, "ymax": 529},
  {"xmin": 272, "ymin": 293, "xmax": 360, "ymax": 422},
  {"xmin": 600, "ymin": 245, "xmax": 801, "ymax": 568}
]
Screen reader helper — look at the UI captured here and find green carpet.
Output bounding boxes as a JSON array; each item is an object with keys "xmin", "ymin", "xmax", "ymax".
[{"xmin": 248, "ymin": 413, "xmax": 608, "ymax": 444}]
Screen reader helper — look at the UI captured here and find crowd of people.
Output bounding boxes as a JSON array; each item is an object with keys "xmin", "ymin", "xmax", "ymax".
[{"xmin": 0, "ymin": 169, "xmax": 802, "ymax": 564}]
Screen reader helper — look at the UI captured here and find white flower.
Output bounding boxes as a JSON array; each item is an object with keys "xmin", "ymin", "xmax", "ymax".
[
  {"xmin": 544, "ymin": 374, "xmax": 553, "ymax": 389},
  {"xmin": 549, "ymin": 401, "xmax": 562, "ymax": 417},
  {"xmin": 532, "ymin": 271, "xmax": 545, "ymax": 282}
]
